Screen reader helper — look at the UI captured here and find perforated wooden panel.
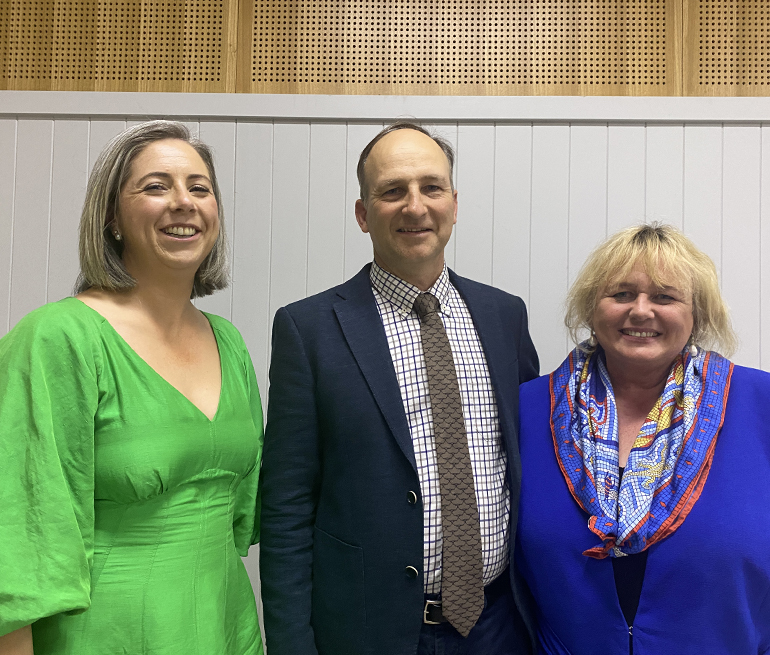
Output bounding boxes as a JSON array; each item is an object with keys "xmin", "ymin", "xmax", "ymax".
[
  {"xmin": 684, "ymin": 1, "xmax": 770, "ymax": 95},
  {"xmin": 240, "ymin": 0, "xmax": 682, "ymax": 95},
  {"xmin": 0, "ymin": 1, "xmax": 238, "ymax": 92}
]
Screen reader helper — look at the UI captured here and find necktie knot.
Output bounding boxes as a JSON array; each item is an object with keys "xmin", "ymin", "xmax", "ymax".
[{"xmin": 413, "ymin": 293, "xmax": 440, "ymax": 321}]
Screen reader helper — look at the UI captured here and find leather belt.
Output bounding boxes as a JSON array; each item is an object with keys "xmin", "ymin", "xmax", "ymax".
[{"xmin": 423, "ymin": 568, "xmax": 509, "ymax": 625}]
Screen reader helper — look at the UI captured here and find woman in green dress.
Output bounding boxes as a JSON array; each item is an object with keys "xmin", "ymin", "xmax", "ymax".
[{"xmin": 0, "ymin": 121, "xmax": 264, "ymax": 655}]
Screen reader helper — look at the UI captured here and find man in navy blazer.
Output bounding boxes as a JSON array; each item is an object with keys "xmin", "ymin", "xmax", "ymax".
[{"xmin": 260, "ymin": 122, "xmax": 539, "ymax": 655}]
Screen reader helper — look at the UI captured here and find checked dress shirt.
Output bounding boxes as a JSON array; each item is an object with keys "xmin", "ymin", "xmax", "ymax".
[{"xmin": 369, "ymin": 261, "xmax": 510, "ymax": 594}]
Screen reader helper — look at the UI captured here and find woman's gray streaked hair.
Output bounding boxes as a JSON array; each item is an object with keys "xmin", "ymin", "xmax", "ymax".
[{"xmin": 74, "ymin": 120, "xmax": 229, "ymax": 298}]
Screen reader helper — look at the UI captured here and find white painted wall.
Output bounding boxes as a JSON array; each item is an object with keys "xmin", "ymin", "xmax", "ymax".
[{"xmin": 2, "ymin": 92, "xmax": 770, "ymax": 615}]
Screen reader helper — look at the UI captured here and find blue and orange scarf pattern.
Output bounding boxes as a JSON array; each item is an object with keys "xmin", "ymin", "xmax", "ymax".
[{"xmin": 550, "ymin": 347, "xmax": 733, "ymax": 559}]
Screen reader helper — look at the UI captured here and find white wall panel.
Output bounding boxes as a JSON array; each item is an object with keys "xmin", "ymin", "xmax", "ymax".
[
  {"xmin": 762, "ymin": 126, "xmax": 770, "ymax": 371},
  {"xmin": 231, "ymin": 121, "xmax": 274, "ymax": 396},
  {"xmin": 0, "ymin": 120, "xmax": 16, "ymax": 333},
  {"xmin": 48, "ymin": 120, "xmax": 89, "ymax": 303},
  {"xmin": 269, "ymin": 123, "xmax": 311, "ymax": 317},
  {"xmin": 9, "ymin": 120, "xmax": 53, "ymax": 328},
  {"xmin": 529, "ymin": 125, "xmax": 571, "ymax": 374},
  {"xmin": 646, "ymin": 125, "xmax": 684, "ymax": 228},
  {"xmin": 568, "ymin": 125, "xmax": 608, "ymax": 288},
  {"xmin": 607, "ymin": 125, "xmax": 646, "ymax": 233},
  {"xmin": 683, "ymin": 125, "xmax": 723, "ymax": 273},
  {"xmin": 307, "ymin": 123, "xmax": 347, "ymax": 297},
  {"xmin": 455, "ymin": 124, "xmax": 495, "ymax": 285},
  {"xmin": 88, "ymin": 120, "xmax": 126, "ymax": 171},
  {"xmin": 722, "ymin": 126, "xmax": 762, "ymax": 368},
  {"xmin": 491, "ymin": 125, "xmax": 532, "ymax": 303}
]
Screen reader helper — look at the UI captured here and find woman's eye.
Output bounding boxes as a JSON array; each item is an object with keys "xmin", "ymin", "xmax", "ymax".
[
  {"xmin": 143, "ymin": 183, "xmax": 165, "ymax": 191},
  {"xmin": 190, "ymin": 185, "xmax": 210, "ymax": 194},
  {"xmin": 613, "ymin": 291, "xmax": 631, "ymax": 300}
]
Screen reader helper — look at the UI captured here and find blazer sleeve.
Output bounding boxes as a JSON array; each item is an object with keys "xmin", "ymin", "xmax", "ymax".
[
  {"xmin": 259, "ymin": 306, "xmax": 321, "ymax": 655},
  {"xmin": 516, "ymin": 297, "xmax": 540, "ymax": 384}
]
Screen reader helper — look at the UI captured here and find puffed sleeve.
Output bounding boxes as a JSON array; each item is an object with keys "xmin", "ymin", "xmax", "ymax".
[
  {"xmin": 231, "ymin": 339, "xmax": 264, "ymax": 556},
  {"xmin": 0, "ymin": 305, "xmax": 99, "ymax": 636}
]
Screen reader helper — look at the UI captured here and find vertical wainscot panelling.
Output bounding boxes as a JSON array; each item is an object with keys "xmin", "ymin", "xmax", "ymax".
[
  {"xmin": 9, "ymin": 120, "xmax": 54, "ymax": 329},
  {"xmin": 269, "ymin": 122, "xmax": 311, "ymax": 318},
  {"xmin": 455, "ymin": 124, "xmax": 495, "ymax": 285},
  {"xmin": 230, "ymin": 121, "xmax": 274, "ymax": 397},
  {"xmin": 196, "ymin": 121, "xmax": 237, "ymax": 320},
  {"xmin": 568, "ymin": 124, "xmax": 608, "ymax": 288},
  {"xmin": 607, "ymin": 125, "xmax": 647, "ymax": 232},
  {"xmin": 306, "ymin": 123, "xmax": 347, "ymax": 296},
  {"xmin": 0, "ymin": 120, "xmax": 16, "ymax": 334},
  {"xmin": 88, "ymin": 120, "xmax": 127, "ymax": 171},
  {"xmin": 343, "ymin": 123, "xmax": 383, "ymax": 280},
  {"xmin": 48, "ymin": 120, "xmax": 89, "ymax": 302},
  {"xmin": 645, "ymin": 124, "xmax": 684, "ymax": 228},
  {"xmin": 762, "ymin": 126, "xmax": 770, "ymax": 371},
  {"xmin": 529, "ymin": 124, "xmax": 571, "ymax": 375},
  {"xmin": 682, "ymin": 125, "xmax": 723, "ymax": 272},
  {"xmin": 491, "ymin": 124, "xmax": 532, "ymax": 303},
  {"xmin": 722, "ymin": 126, "xmax": 762, "ymax": 368}
]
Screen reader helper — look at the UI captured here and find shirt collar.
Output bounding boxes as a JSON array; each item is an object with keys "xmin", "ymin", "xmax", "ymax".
[{"xmin": 369, "ymin": 261, "xmax": 453, "ymax": 318}]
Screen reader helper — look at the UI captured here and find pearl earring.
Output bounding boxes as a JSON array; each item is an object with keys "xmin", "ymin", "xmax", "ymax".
[
  {"xmin": 689, "ymin": 343, "xmax": 698, "ymax": 357},
  {"xmin": 587, "ymin": 330, "xmax": 597, "ymax": 348},
  {"xmin": 114, "ymin": 231, "xmax": 122, "ymax": 241}
]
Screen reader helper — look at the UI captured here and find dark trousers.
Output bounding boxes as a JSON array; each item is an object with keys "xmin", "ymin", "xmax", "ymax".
[{"xmin": 417, "ymin": 572, "xmax": 530, "ymax": 655}]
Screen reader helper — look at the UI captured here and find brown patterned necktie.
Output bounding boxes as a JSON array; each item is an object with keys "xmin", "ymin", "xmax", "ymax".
[{"xmin": 413, "ymin": 292, "xmax": 484, "ymax": 637}]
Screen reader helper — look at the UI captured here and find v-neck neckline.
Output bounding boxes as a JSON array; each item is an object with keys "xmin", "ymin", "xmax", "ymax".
[{"xmin": 71, "ymin": 297, "xmax": 224, "ymax": 423}]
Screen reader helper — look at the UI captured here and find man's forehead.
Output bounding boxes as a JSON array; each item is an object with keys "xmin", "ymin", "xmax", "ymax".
[{"xmin": 367, "ymin": 129, "xmax": 451, "ymax": 176}]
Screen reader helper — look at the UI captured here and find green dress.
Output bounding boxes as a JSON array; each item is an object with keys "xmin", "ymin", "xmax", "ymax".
[{"xmin": 0, "ymin": 298, "xmax": 264, "ymax": 654}]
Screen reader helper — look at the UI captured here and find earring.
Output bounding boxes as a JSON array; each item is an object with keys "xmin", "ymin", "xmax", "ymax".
[
  {"xmin": 587, "ymin": 330, "xmax": 597, "ymax": 348},
  {"xmin": 688, "ymin": 336, "xmax": 698, "ymax": 357},
  {"xmin": 114, "ymin": 231, "xmax": 122, "ymax": 241}
]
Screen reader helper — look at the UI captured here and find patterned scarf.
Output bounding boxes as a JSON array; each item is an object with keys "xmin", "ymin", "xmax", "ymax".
[{"xmin": 550, "ymin": 346, "xmax": 733, "ymax": 559}]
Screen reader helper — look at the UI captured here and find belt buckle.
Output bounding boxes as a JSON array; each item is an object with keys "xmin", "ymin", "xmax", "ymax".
[{"xmin": 423, "ymin": 599, "xmax": 442, "ymax": 625}]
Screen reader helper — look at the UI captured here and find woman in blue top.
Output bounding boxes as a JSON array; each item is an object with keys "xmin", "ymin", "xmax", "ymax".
[{"xmin": 516, "ymin": 223, "xmax": 770, "ymax": 654}]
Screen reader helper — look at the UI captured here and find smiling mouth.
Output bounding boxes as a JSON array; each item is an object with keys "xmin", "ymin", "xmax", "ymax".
[
  {"xmin": 621, "ymin": 329, "xmax": 660, "ymax": 338},
  {"xmin": 162, "ymin": 226, "xmax": 199, "ymax": 238},
  {"xmin": 398, "ymin": 228, "xmax": 431, "ymax": 233}
]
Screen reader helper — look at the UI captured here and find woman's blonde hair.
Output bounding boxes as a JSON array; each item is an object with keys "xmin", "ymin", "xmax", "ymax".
[
  {"xmin": 74, "ymin": 120, "xmax": 229, "ymax": 298},
  {"xmin": 565, "ymin": 223, "xmax": 737, "ymax": 357}
]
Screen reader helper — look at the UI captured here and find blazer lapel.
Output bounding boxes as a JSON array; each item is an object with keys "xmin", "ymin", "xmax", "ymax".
[{"xmin": 334, "ymin": 267, "xmax": 418, "ymax": 472}]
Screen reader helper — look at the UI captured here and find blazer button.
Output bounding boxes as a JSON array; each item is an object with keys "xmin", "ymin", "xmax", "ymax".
[
  {"xmin": 407, "ymin": 491, "xmax": 418, "ymax": 505},
  {"xmin": 405, "ymin": 566, "xmax": 419, "ymax": 579}
]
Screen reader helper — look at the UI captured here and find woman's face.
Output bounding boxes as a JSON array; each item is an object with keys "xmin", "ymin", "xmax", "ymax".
[
  {"xmin": 592, "ymin": 263, "xmax": 694, "ymax": 377},
  {"xmin": 115, "ymin": 139, "xmax": 219, "ymax": 279}
]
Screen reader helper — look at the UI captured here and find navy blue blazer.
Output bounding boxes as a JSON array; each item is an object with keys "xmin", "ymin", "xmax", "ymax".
[{"xmin": 260, "ymin": 265, "xmax": 539, "ymax": 655}]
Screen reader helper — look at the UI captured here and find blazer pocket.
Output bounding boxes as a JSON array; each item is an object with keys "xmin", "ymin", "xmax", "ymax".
[{"xmin": 311, "ymin": 526, "xmax": 366, "ymax": 655}]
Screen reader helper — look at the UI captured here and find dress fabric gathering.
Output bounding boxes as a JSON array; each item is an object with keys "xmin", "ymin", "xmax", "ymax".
[{"xmin": 0, "ymin": 298, "xmax": 264, "ymax": 655}]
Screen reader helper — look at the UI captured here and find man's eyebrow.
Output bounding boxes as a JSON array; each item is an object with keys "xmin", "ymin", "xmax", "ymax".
[{"xmin": 375, "ymin": 174, "xmax": 449, "ymax": 188}]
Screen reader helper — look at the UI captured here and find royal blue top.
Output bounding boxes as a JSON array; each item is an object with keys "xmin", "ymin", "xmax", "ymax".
[{"xmin": 516, "ymin": 365, "xmax": 770, "ymax": 655}]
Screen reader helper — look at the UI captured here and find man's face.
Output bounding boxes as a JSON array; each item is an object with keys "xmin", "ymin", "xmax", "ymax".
[{"xmin": 355, "ymin": 129, "xmax": 457, "ymax": 288}]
